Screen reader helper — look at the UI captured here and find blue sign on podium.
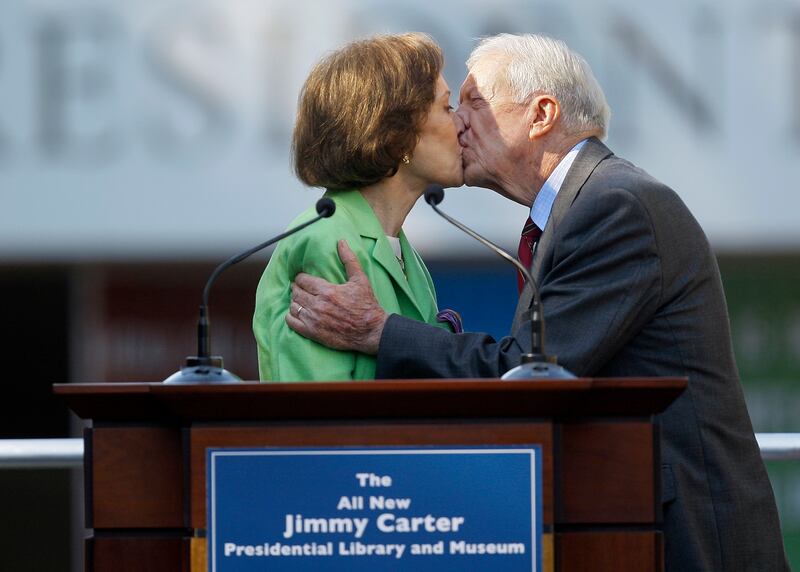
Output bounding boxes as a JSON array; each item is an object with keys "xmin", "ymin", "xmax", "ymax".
[{"xmin": 207, "ymin": 446, "xmax": 542, "ymax": 571}]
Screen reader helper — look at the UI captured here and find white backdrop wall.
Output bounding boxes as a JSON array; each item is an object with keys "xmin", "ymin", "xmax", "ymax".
[{"xmin": 1, "ymin": 0, "xmax": 799, "ymax": 260}]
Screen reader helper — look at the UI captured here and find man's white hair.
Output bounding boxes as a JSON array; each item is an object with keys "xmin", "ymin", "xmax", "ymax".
[{"xmin": 468, "ymin": 34, "xmax": 611, "ymax": 139}]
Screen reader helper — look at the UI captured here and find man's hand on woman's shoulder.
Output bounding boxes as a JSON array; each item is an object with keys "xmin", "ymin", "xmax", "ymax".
[{"xmin": 286, "ymin": 240, "xmax": 388, "ymax": 355}]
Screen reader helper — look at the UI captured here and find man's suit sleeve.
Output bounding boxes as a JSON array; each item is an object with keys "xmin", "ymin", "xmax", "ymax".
[{"xmin": 375, "ymin": 187, "xmax": 662, "ymax": 379}]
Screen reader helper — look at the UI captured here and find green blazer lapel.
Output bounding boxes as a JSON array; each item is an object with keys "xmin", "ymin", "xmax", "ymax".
[
  {"xmin": 397, "ymin": 231, "xmax": 434, "ymax": 320},
  {"xmin": 370, "ymin": 234, "xmax": 417, "ymax": 303},
  {"xmin": 371, "ymin": 234, "xmax": 432, "ymax": 321},
  {"xmin": 336, "ymin": 190, "xmax": 425, "ymax": 319}
]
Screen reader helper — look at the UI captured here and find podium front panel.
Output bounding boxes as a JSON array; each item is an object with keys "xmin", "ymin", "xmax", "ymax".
[{"xmin": 55, "ymin": 378, "xmax": 684, "ymax": 571}]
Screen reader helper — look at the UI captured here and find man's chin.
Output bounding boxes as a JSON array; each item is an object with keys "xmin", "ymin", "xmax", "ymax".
[
  {"xmin": 461, "ymin": 158, "xmax": 495, "ymax": 188},
  {"xmin": 462, "ymin": 166, "xmax": 486, "ymax": 188}
]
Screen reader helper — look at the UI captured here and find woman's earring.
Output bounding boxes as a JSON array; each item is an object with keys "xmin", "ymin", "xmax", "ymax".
[{"xmin": 401, "ymin": 154, "xmax": 410, "ymax": 165}]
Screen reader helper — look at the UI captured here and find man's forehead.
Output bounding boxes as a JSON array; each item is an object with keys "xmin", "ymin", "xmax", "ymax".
[{"xmin": 462, "ymin": 55, "xmax": 509, "ymax": 98}]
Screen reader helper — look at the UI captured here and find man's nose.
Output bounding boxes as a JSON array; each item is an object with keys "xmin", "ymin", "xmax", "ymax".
[
  {"xmin": 455, "ymin": 105, "xmax": 469, "ymax": 135},
  {"xmin": 453, "ymin": 110, "xmax": 466, "ymax": 134}
]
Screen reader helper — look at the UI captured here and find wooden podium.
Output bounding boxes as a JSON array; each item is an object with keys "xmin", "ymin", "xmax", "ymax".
[{"xmin": 55, "ymin": 377, "xmax": 686, "ymax": 572}]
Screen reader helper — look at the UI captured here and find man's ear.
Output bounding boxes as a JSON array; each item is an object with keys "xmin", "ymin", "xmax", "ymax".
[{"xmin": 527, "ymin": 95, "xmax": 560, "ymax": 140}]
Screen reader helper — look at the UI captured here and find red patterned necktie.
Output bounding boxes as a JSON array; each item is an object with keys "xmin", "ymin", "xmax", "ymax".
[{"xmin": 517, "ymin": 216, "xmax": 542, "ymax": 294}]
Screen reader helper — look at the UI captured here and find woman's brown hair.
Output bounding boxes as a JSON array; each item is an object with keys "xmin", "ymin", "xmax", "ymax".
[{"xmin": 292, "ymin": 33, "xmax": 443, "ymax": 190}]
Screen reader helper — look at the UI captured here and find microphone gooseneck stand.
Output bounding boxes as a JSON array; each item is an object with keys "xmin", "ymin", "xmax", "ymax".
[
  {"xmin": 163, "ymin": 198, "xmax": 336, "ymax": 384},
  {"xmin": 423, "ymin": 185, "xmax": 575, "ymax": 380}
]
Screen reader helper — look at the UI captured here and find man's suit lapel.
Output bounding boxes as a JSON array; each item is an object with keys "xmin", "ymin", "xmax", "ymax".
[{"xmin": 511, "ymin": 137, "xmax": 614, "ymax": 333}]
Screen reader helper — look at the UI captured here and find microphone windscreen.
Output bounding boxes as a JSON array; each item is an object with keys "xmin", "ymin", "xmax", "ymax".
[
  {"xmin": 316, "ymin": 197, "xmax": 336, "ymax": 217},
  {"xmin": 424, "ymin": 184, "xmax": 445, "ymax": 205}
]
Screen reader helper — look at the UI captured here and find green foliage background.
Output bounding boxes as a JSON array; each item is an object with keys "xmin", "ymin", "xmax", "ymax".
[{"xmin": 720, "ymin": 254, "xmax": 800, "ymax": 567}]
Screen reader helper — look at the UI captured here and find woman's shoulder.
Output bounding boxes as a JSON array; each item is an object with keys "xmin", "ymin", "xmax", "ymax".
[
  {"xmin": 266, "ymin": 192, "xmax": 368, "ymax": 276},
  {"xmin": 282, "ymin": 195, "xmax": 360, "ymax": 250}
]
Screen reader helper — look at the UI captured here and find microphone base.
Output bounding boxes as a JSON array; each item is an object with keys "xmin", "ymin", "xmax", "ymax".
[
  {"xmin": 501, "ymin": 360, "xmax": 577, "ymax": 380},
  {"xmin": 163, "ymin": 356, "xmax": 243, "ymax": 384}
]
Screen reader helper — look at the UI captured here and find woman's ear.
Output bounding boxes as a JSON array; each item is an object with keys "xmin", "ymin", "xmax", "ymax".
[{"xmin": 527, "ymin": 95, "xmax": 560, "ymax": 140}]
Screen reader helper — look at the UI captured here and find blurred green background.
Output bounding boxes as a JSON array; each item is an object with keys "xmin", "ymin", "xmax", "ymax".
[{"xmin": 721, "ymin": 255, "xmax": 800, "ymax": 567}]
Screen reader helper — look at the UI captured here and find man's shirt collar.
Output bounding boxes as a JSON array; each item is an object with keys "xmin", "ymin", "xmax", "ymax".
[{"xmin": 529, "ymin": 138, "xmax": 587, "ymax": 231}]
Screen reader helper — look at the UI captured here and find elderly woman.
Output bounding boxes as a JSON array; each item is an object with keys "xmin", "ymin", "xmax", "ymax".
[{"xmin": 253, "ymin": 33, "xmax": 463, "ymax": 381}]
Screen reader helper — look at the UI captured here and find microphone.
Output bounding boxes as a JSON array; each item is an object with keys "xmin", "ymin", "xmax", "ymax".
[
  {"xmin": 164, "ymin": 198, "xmax": 336, "ymax": 384},
  {"xmin": 423, "ymin": 185, "xmax": 574, "ymax": 380}
]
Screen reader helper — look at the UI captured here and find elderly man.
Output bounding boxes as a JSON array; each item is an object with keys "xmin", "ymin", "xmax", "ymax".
[{"xmin": 286, "ymin": 34, "xmax": 788, "ymax": 570}]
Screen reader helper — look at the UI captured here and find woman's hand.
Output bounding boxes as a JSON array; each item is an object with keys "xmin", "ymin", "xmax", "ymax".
[{"xmin": 286, "ymin": 240, "xmax": 388, "ymax": 355}]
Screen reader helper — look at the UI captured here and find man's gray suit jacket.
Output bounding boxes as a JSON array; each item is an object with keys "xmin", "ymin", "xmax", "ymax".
[{"xmin": 376, "ymin": 137, "xmax": 789, "ymax": 571}]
